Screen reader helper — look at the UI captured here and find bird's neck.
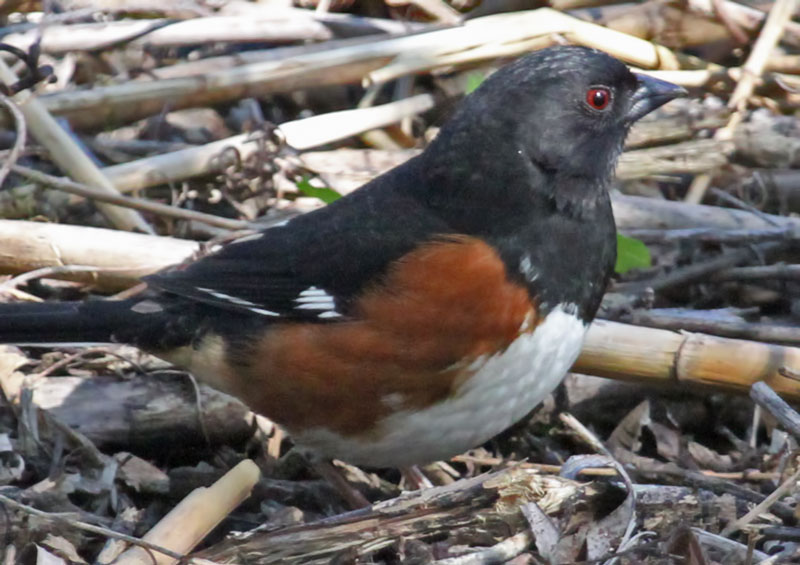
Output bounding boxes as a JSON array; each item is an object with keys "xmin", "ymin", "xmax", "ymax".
[
  {"xmin": 415, "ymin": 140, "xmax": 615, "ymax": 233},
  {"xmin": 413, "ymin": 143, "xmax": 617, "ymax": 323}
]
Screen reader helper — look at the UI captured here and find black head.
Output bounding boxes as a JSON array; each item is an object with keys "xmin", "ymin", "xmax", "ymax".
[
  {"xmin": 421, "ymin": 46, "xmax": 685, "ymax": 213},
  {"xmin": 491, "ymin": 46, "xmax": 644, "ymax": 180}
]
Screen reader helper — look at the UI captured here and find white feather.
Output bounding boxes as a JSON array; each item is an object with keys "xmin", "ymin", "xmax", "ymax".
[
  {"xmin": 294, "ymin": 286, "xmax": 338, "ymax": 315},
  {"xmin": 195, "ymin": 287, "xmax": 280, "ymax": 317}
]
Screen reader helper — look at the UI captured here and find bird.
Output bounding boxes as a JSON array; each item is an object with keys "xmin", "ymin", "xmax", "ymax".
[{"xmin": 0, "ymin": 46, "xmax": 684, "ymax": 468}]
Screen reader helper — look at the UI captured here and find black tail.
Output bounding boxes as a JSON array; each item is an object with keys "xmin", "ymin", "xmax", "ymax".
[{"xmin": 0, "ymin": 299, "xmax": 138, "ymax": 344}]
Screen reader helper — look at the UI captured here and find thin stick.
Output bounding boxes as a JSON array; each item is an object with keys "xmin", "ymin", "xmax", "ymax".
[
  {"xmin": 11, "ymin": 164, "xmax": 252, "ymax": 231},
  {"xmin": 615, "ymin": 241, "xmax": 785, "ymax": 294},
  {"xmin": 559, "ymin": 413, "xmax": 637, "ymax": 554},
  {"xmin": 451, "ymin": 457, "xmax": 781, "ymax": 481},
  {"xmin": 0, "ymin": 92, "xmax": 25, "ymax": 188},
  {"xmin": 0, "ymin": 493, "xmax": 185, "ymax": 560},
  {"xmin": 626, "ymin": 309, "xmax": 800, "ymax": 346},
  {"xmin": 709, "ymin": 188, "xmax": 782, "ymax": 227},
  {"xmin": 750, "ymin": 381, "xmax": 800, "ymax": 441},
  {"xmin": 0, "ymin": 265, "xmax": 106, "ymax": 294},
  {"xmin": 720, "ymin": 466, "xmax": 800, "ymax": 536},
  {"xmin": 623, "ymin": 227, "xmax": 794, "ymax": 245},
  {"xmin": 403, "ymin": 0, "xmax": 462, "ymax": 24}
]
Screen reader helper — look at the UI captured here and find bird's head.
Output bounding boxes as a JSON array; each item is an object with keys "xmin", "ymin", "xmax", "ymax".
[{"xmin": 428, "ymin": 46, "xmax": 686, "ymax": 193}]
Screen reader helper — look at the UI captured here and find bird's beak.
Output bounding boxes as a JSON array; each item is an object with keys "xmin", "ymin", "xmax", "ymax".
[{"xmin": 626, "ymin": 73, "xmax": 687, "ymax": 124}]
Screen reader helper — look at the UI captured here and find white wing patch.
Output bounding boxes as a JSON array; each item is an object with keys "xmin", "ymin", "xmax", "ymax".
[
  {"xmin": 318, "ymin": 310, "xmax": 342, "ymax": 319},
  {"xmin": 247, "ymin": 307, "xmax": 281, "ymax": 317},
  {"xmin": 294, "ymin": 286, "xmax": 342, "ymax": 319},
  {"xmin": 130, "ymin": 299, "xmax": 164, "ymax": 314},
  {"xmin": 519, "ymin": 253, "xmax": 538, "ymax": 282},
  {"xmin": 196, "ymin": 286, "xmax": 280, "ymax": 317},
  {"xmin": 193, "ymin": 285, "xmax": 342, "ymax": 319},
  {"xmin": 230, "ymin": 231, "xmax": 265, "ymax": 245}
]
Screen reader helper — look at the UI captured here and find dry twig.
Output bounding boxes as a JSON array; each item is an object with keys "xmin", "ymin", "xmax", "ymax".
[
  {"xmin": 0, "ymin": 92, "xmax": 25, "ymax": 189},
  {"xmin": 0, "ymin": 492, "xmax": 186, "ymax": 561},
  {"xmin": 720, "ymin": 466, "xmax": 800, "ymax": 536},
  {"xmin": 11, "ymin": 163, "xmax": 253, "ymax": 231},
  {"xmin": 685, "ymin": 0, "xmax": 799, "ymax": 204}
]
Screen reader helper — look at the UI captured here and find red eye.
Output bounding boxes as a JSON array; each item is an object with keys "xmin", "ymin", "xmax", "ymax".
[{"xmin": 586, "ymin": 87, "xmax": 611, "ymax": 110}]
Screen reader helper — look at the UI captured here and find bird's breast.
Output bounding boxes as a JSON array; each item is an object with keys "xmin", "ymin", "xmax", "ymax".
[{"xmin": 292, "ymin": 304, "xmax": 587, "ymax": 467}]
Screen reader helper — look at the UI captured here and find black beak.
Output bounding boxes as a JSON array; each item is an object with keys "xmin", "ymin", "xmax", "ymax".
[{"xmin": 627, "ymin": 73, "xmax": 687, "ymax": 124}]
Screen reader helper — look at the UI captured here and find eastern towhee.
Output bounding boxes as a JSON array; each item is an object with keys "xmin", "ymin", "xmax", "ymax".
[{"xmin": 0, "ymin": 47, "xmax": 684, "ymax": 467}]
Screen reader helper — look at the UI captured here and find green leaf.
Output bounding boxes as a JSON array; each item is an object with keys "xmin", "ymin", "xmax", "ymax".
[
  {"xmin": 296, "ymin": 176, "xmax": 342, "ymax": 205},
  {"xmin": 465, "ymin": 72, "xmax": 485, "ymax": 94},
  {"xmin": 615, "ymin": 233, "xmax": 651, "ymax": 274}
]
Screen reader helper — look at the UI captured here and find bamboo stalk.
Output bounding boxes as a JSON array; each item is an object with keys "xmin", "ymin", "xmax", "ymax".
[
  {"xmin": 1, "ymin": 8, "xmax": 418, "ymax": 54},
  {"xmin": 727, "ymin": 0, "xmax": 799, "ymax": 115},
  {"xmin": 101, "ymin": 94, "xmax": 434, "ymax": 194},
  {"xmin": 113, "ymin": 459, "xmax": 260, "ymax": 565},
  {"xmin": 96, "ymin": 126, "xmax": 728, "ymax": 196},
  {"xmin": 576, "ymin": 320, "xmax": 800, "ymax": 400},
  {"xmin": 685, "ymin": 0, "xmax": 800, "ymax": 48},
  {"xmin": 0, "ymin": 220, "xmax": 197, "ymax": 290},
  {"xmin": 7, "ymin": 93, "xmax": 435, "ymax": 202},
  {"xmin": 367, "ymin": 8, "xmax": 682, "ymax": 85},
  {"xmin": 19, "ymin": 8, "xmax": 682, "ymax": 132}
]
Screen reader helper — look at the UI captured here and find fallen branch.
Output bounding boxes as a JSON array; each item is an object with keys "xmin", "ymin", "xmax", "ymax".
[
  {"xmin": 2, "ymin": 12, "xmax": 333, "ymax": 53},
  {"xmin": 0, "ymin": 362, "xmax": 255, "ymax": 450},
  {"xmin": 196, "ymin": 463, "xmax": 750, "ymax": 564},
  {"xmin": 104, "ymin": 94, "xmax": 434, "ymax": 193},
  {"xmin": 625, "ymin": 308, "xmax": 800, "ymax": 345}
]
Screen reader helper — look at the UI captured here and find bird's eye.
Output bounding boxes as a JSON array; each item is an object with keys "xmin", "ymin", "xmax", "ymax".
[{"xmin": 585, "ymin": 87, "xmax": 611, "ymax": 111}]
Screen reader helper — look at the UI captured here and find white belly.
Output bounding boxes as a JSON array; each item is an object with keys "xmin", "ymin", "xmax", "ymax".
[{"xmin": 294, "ymin": 304, "xmax": 587, "ymax": 467}]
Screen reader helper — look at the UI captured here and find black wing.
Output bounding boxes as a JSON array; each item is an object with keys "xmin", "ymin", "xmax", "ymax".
[{"xmin": 144, "ymin": 160, "xmax": 450, "ymax": 321}]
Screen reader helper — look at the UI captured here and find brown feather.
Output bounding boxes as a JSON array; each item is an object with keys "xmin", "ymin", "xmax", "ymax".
[{"xmin": 224, "ymin": 236, "xmax": 537, "ymax": 437}]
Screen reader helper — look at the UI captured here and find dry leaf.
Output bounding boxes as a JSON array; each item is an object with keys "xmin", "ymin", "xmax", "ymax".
[
  {"xmin": 115, "ymin": 452, "xmax": 169, "ymax": 494},
  {"xmin": 33, "ymin": 545, "xmax": 67, "ymax": 565},
  {"xmin": 607, "ymin": 400, "xmax": 650, "ymax": 453},
  {"xmin": 40, "ymin": 535, "xmax": 87, "ymax": 565}
]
